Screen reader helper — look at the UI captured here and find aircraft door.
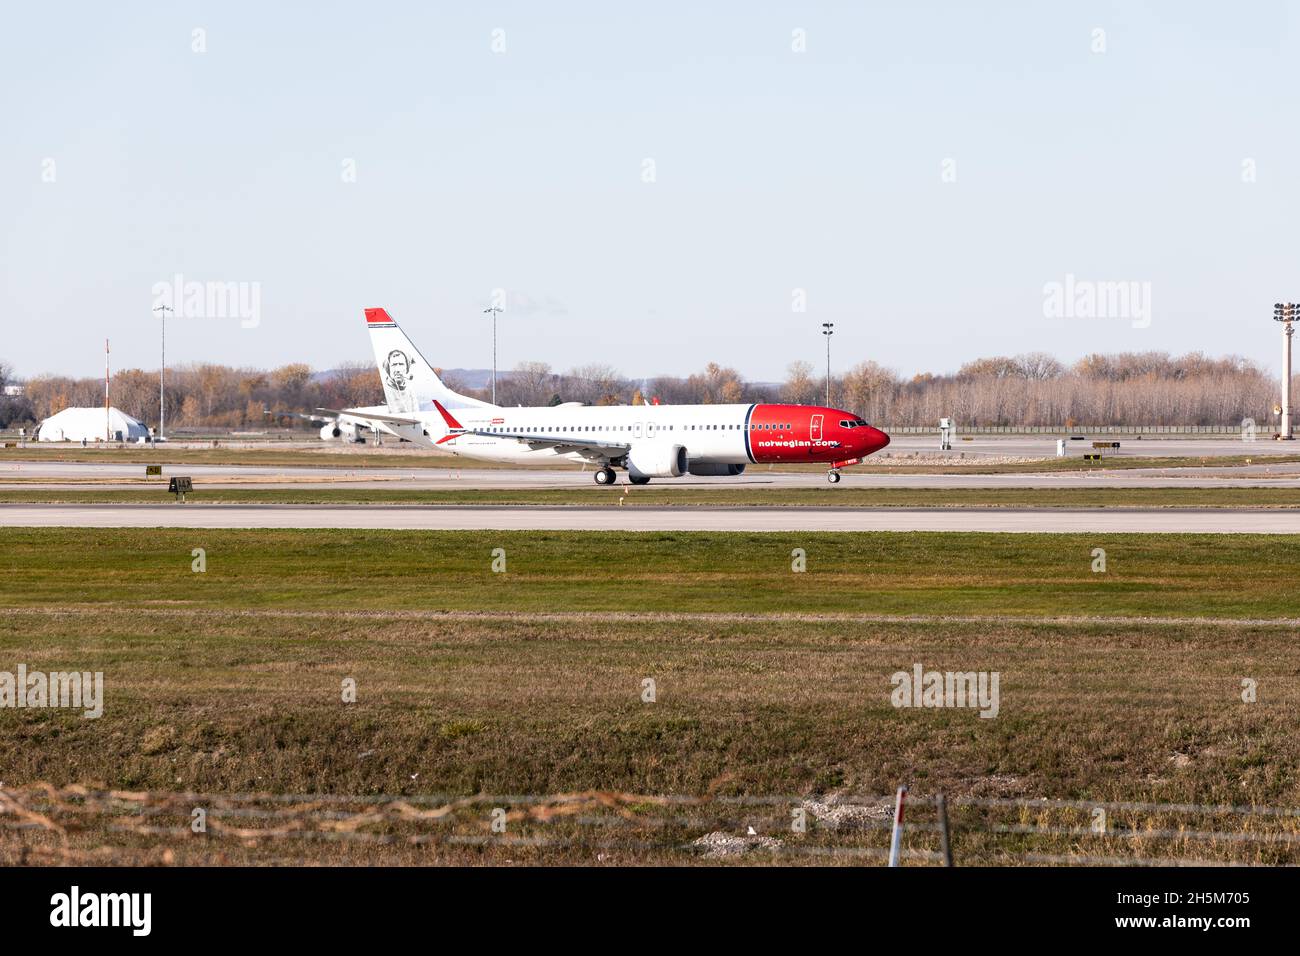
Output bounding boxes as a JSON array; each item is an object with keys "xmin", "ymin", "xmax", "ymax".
[{"xmin": 810, "ymin": 414, "xmax": 823, "ymax": 442}]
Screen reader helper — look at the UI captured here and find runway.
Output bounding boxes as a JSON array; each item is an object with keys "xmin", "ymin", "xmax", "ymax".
[
  {"xmin": 882, "ymin": 435, "xmax": 1292, "ymax": 459},
  {"xmin": 4, "ymin": 461, "xmax": 1300, "ymax": 490},
  {"xmin": 3, "ymin": 433, "xmax": 1298, "ymax": 495},
  {"xmin": 3, "ymin": 503, "xmax": 1298, "ymax": 533}
]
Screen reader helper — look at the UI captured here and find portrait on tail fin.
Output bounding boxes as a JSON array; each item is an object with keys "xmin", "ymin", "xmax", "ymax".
[{"xmin": 384, "ymin": 350, "xmax": 415, "ymax": 393}]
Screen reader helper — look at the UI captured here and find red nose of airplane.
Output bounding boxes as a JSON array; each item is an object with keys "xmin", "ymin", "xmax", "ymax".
[{"xmin": 861, "ymin": 426, "xmax": 890, "ymax": 456}]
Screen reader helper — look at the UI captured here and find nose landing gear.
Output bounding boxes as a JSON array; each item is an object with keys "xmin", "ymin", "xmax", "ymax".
[
  {"xmin": 594, "ymin": 467, "xmax": 616, "ymax": 485},
  {"xmin": 827, "ymin": 469, "xmax": 842, "ymax": 484}
]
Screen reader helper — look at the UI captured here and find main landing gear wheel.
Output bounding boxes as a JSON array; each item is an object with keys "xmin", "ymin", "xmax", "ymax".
[
  {"xmin": 594, "ymin": 467, "xmax": 616, "ymax": 485},
  {"xmin": 827, "ymin": 470, "xmax": 842, "ymax": 484},
  {"xmin": 629, "ymin": 475, "xmax": 651, "ymax": 485}
]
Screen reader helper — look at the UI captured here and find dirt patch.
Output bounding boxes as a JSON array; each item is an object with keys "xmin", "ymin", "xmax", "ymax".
[
  {"xmin": 692, "ymin": 830, "xmax": 785, "ymax": 858},
  {"xmin": 801, "ymin": 797, "xmax": 894, "ymax": 830}
]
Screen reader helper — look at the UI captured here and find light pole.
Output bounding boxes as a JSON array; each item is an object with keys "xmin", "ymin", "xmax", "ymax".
[
  {"xmin": 483, "ymin": 306, "xmax": 503, "ymax": 405},
  {"xmin": 821, "ymin": 322, "xmax": 834, "ymax": 406},
  {"xmin": 1275, "ymin": 303, "xmax": 1298, "ymax": 440},
  {"xmin": 153, "ymin": 304, "xmax": 173, "ymax": 439}
]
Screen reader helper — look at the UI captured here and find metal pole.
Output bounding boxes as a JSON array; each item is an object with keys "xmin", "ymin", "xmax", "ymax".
[
  {"xmin": 1284, "ymin": 322, "xmax": 1293, "ymax": 440},
  {"xmin": 888, "ymin": 785, "xmax": 907, "ymax": 867},
  {"xmin": 105, "ymin": 338, "xmax": 110, "ymax": 443},
  {"xmin": 936, "ymin": 791, "xmax": 954, "ymax": 867},
  {"xmin": 825, "ymin": 332, "xmax": 830, "ymax": 405},
  {"xmin": 154, "ymin": 305, "xmax": 172, "ymax": 439},
  {"xmin": 821, "ymin": 322, "xmax": 834, "ymax": 406},
  {"xmin": 483, "ymin": 306, "xmax": 503, "ymax": 405}
]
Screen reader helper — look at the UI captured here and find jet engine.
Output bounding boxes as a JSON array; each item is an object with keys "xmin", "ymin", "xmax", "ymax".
[
  {"xmin": 627, "ymin": 443, "xmax": 687, "ymax": 479},
  {"xmin": 687, "ymin": 462, "xmax": 746, "ymax": 477},
  {"xmin": 320, "ymin": 420, "xmax": 364, "ymax": 442}
]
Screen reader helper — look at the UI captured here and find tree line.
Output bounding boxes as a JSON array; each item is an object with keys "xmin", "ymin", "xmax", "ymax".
[{"xmin": 0, "ymin": 350, "xmax": 1283, "ymax": 431}]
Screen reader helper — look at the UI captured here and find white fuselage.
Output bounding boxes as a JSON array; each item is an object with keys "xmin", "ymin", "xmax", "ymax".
[{"xmin": 389, "ymin": 402, "xmax": 755, "ymax": 466}]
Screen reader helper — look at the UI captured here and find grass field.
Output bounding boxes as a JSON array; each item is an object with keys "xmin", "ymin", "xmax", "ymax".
[
  {"xmin": 6, "ymin": 486, "xmax": 1300, "ymax": 509},
  {"xmin": 2, "ymin": 529, "xmax": 1299, "ymax": 865}
]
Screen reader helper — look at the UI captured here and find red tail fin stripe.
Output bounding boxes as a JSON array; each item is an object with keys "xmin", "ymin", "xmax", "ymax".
[{"xmin": 365, "ymin": 307, "xmax": 394, "ymax": 324}]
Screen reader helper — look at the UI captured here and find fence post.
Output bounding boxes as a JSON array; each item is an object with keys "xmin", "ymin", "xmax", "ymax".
[
  {"xmin": 937, "ymin": 791, "xmax": 954, "ymax": 867},
  {"xmin": 888, "ymin": 785, "xmax": 907, "ymax": 867}
]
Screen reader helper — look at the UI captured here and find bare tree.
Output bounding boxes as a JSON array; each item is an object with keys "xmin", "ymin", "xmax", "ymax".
[
  {"xmin": 958, "ymin": 356, "xmax": 1020, "ymax": 380},
  {"xmin": 565, "ymin": 363, "xmax": 631, "ymax": 405},
  {"xmin": 1015, "ymin": 352, "xmax": 1064, "ymax": 380},
  {"xmin": 685, "ymin": 362, "xmax": 745, "ymax": 404},
  {"xmin": 841, "ymin": 360, "xmax": 899, "ymax": 423},
  {"xmin": 781, "ymin": 360, "xmax": 818, "ymax": 405},
  {"xmin": 499, "ymin": 361, "xmax": 556, "ymax": 406}
]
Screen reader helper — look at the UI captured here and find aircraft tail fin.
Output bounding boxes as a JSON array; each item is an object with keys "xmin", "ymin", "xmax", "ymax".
[{"xmin": 364, "ymin": 308, "xmax": 494, "ymax": 414}]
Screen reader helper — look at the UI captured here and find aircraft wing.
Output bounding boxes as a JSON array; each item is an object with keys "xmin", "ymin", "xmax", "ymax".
[
  {"xmin": 464, "ymin": 430, "xmax": 630, "ymax": 457},
  {"xmin": 314, "ymin": 407, "xmax": 422, "ymax": 426}
]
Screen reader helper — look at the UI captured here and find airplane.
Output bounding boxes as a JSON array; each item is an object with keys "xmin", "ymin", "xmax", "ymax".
[{"xmin": 315, "ymin": 307, "xmax": 890, "ymax": 484}]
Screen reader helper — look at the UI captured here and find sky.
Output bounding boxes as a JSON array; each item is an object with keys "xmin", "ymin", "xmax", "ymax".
[{"xmin": 3, "ymin": 1, "xmax": 1299, "ymax": 382}]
